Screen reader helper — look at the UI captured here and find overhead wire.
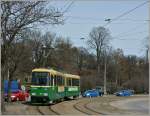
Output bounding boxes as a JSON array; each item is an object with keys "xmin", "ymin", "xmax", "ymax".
[
  {"xmin": 61, "ymin": 1, "xmax": 71, "ymax": 11},
  {"xmin": 113, "ymin": 30, "xmax": 148, "ymax": 38},
  {"xmin": 113, "ymin": 23, "xmax": 147, "ymax": 38},
  {"xmin": 103, "ymin": 0, "xmax": 149, "ymax": 27},
  {"xmin": 103, "ymin": 1, "xmax": 149, "ymax": 42},
  {"xmin": 72, "ymin": 22, "xmax": 146, "ymax": 24},
  {"xmin": 62, "ymin": 1, "xmax": 75, "ymax": 13},
  {"xmin": 114, "ymin": 37, "xmax": 146, "ymax": 40},
  {"xmin": 60, "ymin": 1, "xmax": 148, "ymax": 53},
  {"xmin": 65, "ymin": 16, "xmax": 149, "ymax": 22}
]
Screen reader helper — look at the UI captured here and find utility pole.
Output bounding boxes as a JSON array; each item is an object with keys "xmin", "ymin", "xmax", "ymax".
[
  {"xmin": 146, "ymin": 48, "xmax": 148, "ymax": 64},
  {"xmin": 103, "ymin": 19, "xmax": 111, "ymax": 95},
  {"xmin": 104, "ymin": 50, "xmax": 107, "ymax": 95},
  {"xmin": 42, "ymin": 44, "xmax": 54, "ymax": 68},
  {"xmin": 42, "ymin": 45, "xmax": 46, "ymax": 67}
]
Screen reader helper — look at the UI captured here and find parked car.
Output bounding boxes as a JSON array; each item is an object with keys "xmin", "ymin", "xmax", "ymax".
[
  {"xmin": 10, "ymin": 90, "xmax": 29, "ymax": 101},
  {"xmin": 115, "ymin": 90, "xmax": 134, "ymax": 96},
  {"xmin": 83, "ymin": 89, "xmax": 100, "ymax": 97},
  {"xmin": 96, "ymin": 87, "xmax": 104, "ymax": 96},
  {"xmin": 4, "ymin": 80, "xmax": 29, "ymax": 102}
]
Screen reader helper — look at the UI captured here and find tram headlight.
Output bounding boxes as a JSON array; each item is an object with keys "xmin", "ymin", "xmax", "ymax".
[{"xmin": 43, "ymin": 93, "xmax": 48, "ymax": 96}]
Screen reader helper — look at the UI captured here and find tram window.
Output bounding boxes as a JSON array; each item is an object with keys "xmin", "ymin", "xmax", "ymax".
[
  {"xmin": 57, "ymin": 76, "xmax": 59, "ymax": 85},
  {"xmin": 60, "ymin": 77, "xmax": 62, "ymax": 85},
  {"xmin": 51, "ymin": 75, "xmax": 54, "ymax": 86},
  {"xmin": 38, "ymin": 77, "xmax": 47, "ymax": 85},
  {"xmin": 72, "ymin": 79, "xmax": 75, "ymax": 86},
  {"xmin": 62, "ymin": 78, "xmax": 64, "ymax": 85},
  {"xmin": 48, "ymin": 73, "xmax": 51, "ymax": 86},
  {"xmin": 69, "ymin": 79, "xmax": 72, "ymax": 86},
  {"xmin": 32, "ymin": 72, "xmax": 48, "ymax": 85},
  {"xmin": 60, "ymin": 76, "xmax": 63, "ymax": 85},
  {"xmin": 32, "ymin": 72, "xmax": 48, "ymax": 78},
  {"xmin": 72, "ymin": 79, "xmax": 79, "ymax": 86},
  {"xmin": 57, "ymin": 76, "xmax": 63, "ymax": 86},
  {"xmin": 54, "ymin": 75, "xmax": 57, "ymax": 86},
  {"xmin": 67, "ymin": 78, "xmax": 72, "ymax": 86}
]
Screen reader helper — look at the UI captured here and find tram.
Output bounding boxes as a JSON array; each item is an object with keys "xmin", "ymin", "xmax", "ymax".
[{"xmin": 30, "ymin": 68, "xmax": 80, "ymax": 103}]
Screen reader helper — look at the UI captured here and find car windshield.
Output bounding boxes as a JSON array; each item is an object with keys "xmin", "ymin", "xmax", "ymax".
[
  {"xmin": 31, "ymin": 72, "xmax": 48, "ymax": 85},
  {"xmin": 86, "ymin": 90, "xmax": 94, "ymax": 93}
]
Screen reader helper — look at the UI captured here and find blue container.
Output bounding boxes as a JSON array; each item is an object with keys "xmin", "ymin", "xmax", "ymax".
[{"xmin": 4, "ymin": 80, "xmax": 20, "ymax": 94}]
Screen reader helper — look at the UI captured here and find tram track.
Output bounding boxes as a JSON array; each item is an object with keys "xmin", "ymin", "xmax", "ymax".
[
  {"xmin": 73, "ymin": 99, "xmax": 106, "ymax": 115},
  {"xmin": 5, "ymin": 95, "xmax": 148, "ymax": 115},
  {"xmin": 36, "ymin": 106, "xmax": 45, "ymax": 115},
  {"xmin": 49, "ymin": 105, "xmax": 60, "ymax": 115},
  {"xmin": 73, "ymin": 101, "xmax": 92, "ymax": 115},
  {"xmin": 84, "ymin": 101, "xmax": 106, "ymax": 115},
  {"xmin": 36, "ymin": 105, "xmax": 60, "ymax": 115}
]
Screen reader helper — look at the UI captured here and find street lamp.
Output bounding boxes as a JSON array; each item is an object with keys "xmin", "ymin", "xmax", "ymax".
[
  {"xmin": 80, "ymin": 38, "xmax": 85, "ymax": 40},
  {"xmin": 105, "ymin": 18, "xmax": 111, "ymax": 22},
  {"xmin": 104, "ymin": 18, "xmax": 111, "ymax": 27}
]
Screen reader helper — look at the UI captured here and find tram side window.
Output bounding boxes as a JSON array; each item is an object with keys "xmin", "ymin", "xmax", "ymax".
[
  {"xmin": 51, "ymin": 75, "xmax": 54, "ymax": 86},
  {"xmin": 62, "ymin": 78, "xmax": 64, "ymax": 85},
  {"xmin": 67, "ymin": 78, "xmax": 72, "ymax": 86},
  {"xmin": 72, "ymin": 79, "xmax": 79, "ymax": 86},
  {"xmin": 48, "ymin": 74, "xmax": 51, "ymax": 86},
  {"xmin": 57, "ymin": 76, "xmax": 59, "ymax": 85},
  {"xmin": 57, "ymin": 76, "xmax": 61, "ymax": 86},
  {"xmin": 54, "ymin": 75, "xmax": 57, "ymax": 86}
]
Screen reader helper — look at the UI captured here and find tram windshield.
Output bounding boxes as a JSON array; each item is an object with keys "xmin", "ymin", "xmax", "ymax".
[{"xmin": 32, "ymin": 72, "xmax": 49, "ymax": 85}]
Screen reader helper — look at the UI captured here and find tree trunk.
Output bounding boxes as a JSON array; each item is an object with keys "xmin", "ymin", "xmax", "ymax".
[{"xmin": 1, "ymin": 65, "xmax": 6, "ymax": 113}]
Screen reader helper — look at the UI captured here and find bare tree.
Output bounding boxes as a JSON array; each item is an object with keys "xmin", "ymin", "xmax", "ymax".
[
  {"xmin": 76, "ymin": 47, "xmax": 89, "ymax": 75},
  {"xmin": 87, "ymin": 26, "xmax": 111, "ymax": 84},
  {"xmin": 1, "ymin": 1, "xmax": 64, "ymax": 107},
  {"xmin": 1, "ymin": 1, "xmax": 64, "ymax": 78}
]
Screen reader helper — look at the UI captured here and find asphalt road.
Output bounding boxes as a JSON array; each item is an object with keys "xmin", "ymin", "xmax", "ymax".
[
  {"xmin": 121, "ymin": 98, "xmax": 148, "ymax": 113},
  {"xmin": 110, "ymin": 97, "xmax": 149, "ymax": 114},
  {"xmin": 3, "ymin": 95, "xmax": 149, "ymax": 115}
]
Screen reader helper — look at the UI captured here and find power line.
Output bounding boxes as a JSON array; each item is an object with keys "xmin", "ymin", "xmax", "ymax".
[
  {"xmin": 103, "ymin": 0, "xmax": 149, "ymax": 26},
  {"xmin": 63, "ymin": 22, "xmax": 147, "ymax": 25},
  {"xmin": 113, "ymin": 23, "xmax": 147, "ymax": 38},
  {"xmin": 61, "ymin": 1, "xmax": 71, "ymax": 10},
  {"xmin": 113, "ymin": 30, "xmax": 148, "ymax": 39},
  {"xmin": 114, "ymin": 37, "xmax": 145, "ymax": 41},
  {"xmin": 62, "ymin": 1, "xmax": 75, "ymax": 13},
  {"xmin": 65, "ymin": 16, "xmax": 149, "ymax": 22},
  {"xmin": 115, "ymin": 37, "xmax": 146, "ymax": 41}
]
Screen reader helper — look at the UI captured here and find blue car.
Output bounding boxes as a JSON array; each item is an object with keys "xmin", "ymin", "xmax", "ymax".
[
  {"xmin": 115, "ymin": 90, "xmax": 134, "ymax": 96},
  {"xmin": 83, "ymin": 89, "xmax": 99, "ymax": 97}
]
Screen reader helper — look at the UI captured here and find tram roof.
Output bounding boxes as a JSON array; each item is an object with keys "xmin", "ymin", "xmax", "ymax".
[
  {"xmin": 32, "ymin": 68, "xmax": 63, "ymax": 75},
  {"xmin": 32, "ymin": 68, "xmax": 80, "ymax": 79},
  {"xmin": 64, "ymin": 74, "xmax": 80, "ymax": 79}
]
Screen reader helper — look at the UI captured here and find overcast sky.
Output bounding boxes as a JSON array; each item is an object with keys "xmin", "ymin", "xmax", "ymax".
[{"xmin": 42, "ymin": 0, "xmax": 149, "ymax": 57}]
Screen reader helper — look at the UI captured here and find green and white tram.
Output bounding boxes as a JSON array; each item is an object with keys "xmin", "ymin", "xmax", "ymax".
[{"xmin": 30, "ymin": 68, "xmax": 80, "ymax": 103}]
